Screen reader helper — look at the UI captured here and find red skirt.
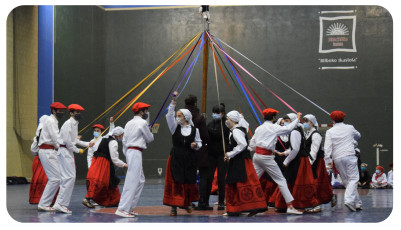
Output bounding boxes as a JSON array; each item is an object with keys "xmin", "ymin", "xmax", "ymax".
[
  {"xmin": 86, "ymin": 157, "xmax": 121, "ymax": 207},
  {"xmin": 225, "ymin": 159, "xmax": 267, "ymax": 215},
  {"xmin": 163, "ymin": 156, "xmax": 199, "ymax": 208},
  {"xmin": 210, "ymin": 169, "xmax": 218, "ymax": 195},
  {"xmin": 314, "ymin": 158, "xmax": 333, "ymax": 204},
  {"xmin": 29, "ymin": 156, "xmax": 58, "ymax": 204},
  {"xmin": 275, "ymin": 156, "xmax": 319, "ymax": 209},
  {"xmin": 259, "ymin": 172, "xmax": 278, "ymax": 205}
]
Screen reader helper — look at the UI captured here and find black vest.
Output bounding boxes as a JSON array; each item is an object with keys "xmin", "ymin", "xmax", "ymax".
[
  {"xmin": 284, "ymin": 126, "xmax": 310, "ymax": 185},
  {"xmin": 305, "ymin": 130, "xmax": 324, "ymax": 179},
  {"xmin": 93, "ymin": 136, "xmax": 120, "ymax": 188},
  {"xmin": 226, "ymin": 127, "xmax": 251, "ymax": 184},
  {"xmin": 169, "ymin": 125, "xmax": 198, "ymax": 184}
]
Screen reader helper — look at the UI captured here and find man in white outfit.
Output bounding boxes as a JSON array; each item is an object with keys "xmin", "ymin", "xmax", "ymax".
[
  {"xmin": 249, "ymin": 108, "xmax": 303, "ymax": 215},
  {"xmin": 53, "ymin": 104, "xmax": 94, "ymax": 214},
  {"xmin": 37, "ymin": 102, "xmax": 67, "ymax": 211},
  {"xmin": 115, "ymin": 102, "xmax": 154, "ymax": 218},
  {"xmin": 324, "ymin": 110, "xmax": 361, "ymax": 212}
]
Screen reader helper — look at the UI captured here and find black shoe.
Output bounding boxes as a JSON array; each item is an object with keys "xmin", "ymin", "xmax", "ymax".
[{"xmin": 217, "ymin": 203, "xmax": 225, "ymax": 210}]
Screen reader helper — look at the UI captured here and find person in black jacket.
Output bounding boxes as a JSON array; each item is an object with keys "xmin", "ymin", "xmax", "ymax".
[
  {"xmin": 206, "ymin": 103, "xmax": 230, "ymax": 210},
  {"xmin": 358, "ymin": 163, "xmax": 371, "ymax": 189}
]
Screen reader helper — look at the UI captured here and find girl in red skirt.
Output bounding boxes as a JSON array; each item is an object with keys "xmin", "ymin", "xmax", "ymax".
[
  {"xmin": 163, "ymin": 92, "xmax": 202, "ymax": 216},
  {"xmin": 224, "ymin": 111, "xmax": 267, "ymax": 216},
  {"xmin": 85, "ymin": 127, "xmax": 127, "ymax": 207}
]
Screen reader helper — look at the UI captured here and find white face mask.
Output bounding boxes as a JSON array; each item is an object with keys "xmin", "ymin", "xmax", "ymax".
[
  {"xmin": 176, "ymin": 117, "xmax": 183, "ymax": 125},
  {"xmin": 376, "ymin": 170, "xmax": 381, "ymax": 174}
]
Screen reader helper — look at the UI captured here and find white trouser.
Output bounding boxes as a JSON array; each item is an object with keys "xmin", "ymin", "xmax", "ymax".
[
  {"xmin": 54, "ymin": 147, "xmax": 76, "ymax": 207},
  {"xmin": 38, "ymin": 149, "xmax": 61, "ymax": 207},
  {"xmin": 334, "ymin": 155, "xmax": 362, "ymax": 206},
  {"xmin": 253, "ymin": 154, "xmax": 294, "ymax": 203},
  {"xmin": 118, "ymin": 149, "xmax": 145, "ymax": 212}
]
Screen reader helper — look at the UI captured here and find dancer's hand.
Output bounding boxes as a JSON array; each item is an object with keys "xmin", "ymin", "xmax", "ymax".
[
  {"xmin": 89, "ymin": 142, "xmax": 94, "ymax": 147},
  {"xmin": 190, "ymin": 142, "xmax": 197, "ymax": 149},
  {"xmin": 224, "ymin": 153, "xmax": 230, "ymax": 162}
]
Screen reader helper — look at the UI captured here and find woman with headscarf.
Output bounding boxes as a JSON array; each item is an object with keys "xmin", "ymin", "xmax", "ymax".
[
  {"xmin": 370, "ymin": 166, "xmax": 387, "ymax": 188},
  {"xmin": 163, "ymin": 92, "xmax": 202, "ymax": 216},
  {"xmin": 223, "ymin": 110, "xmax": 267, "ymax": 216},
  {"xmin": 85, "ymin": 126, "xmax": 127, "ymax": 209},
  {"xmin": 303, "ymin": 114, "xmax": 336, "ymax": 208},
  {"xmin": 274, "ymin": 113, "xmax": 319, "ymax": 213}
]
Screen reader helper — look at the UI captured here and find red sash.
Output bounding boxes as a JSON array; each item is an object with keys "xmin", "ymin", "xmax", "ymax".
[
  {"xmin": 128, "ymin": 147, "xmax": 143, "ymax": 152},
  {"xmin": 39, "ymin": 144, "xmax": 57, "ymax": 150},
  {"xmin": 255, "ymin": 147, "xmax": 273, "ymax": 155}
]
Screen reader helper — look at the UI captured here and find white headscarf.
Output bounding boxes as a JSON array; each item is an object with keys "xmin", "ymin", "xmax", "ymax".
[
  {"xmin": 111, "ymin": 126, "xmax": 124, "ymax": 136},
  {"xmin": 178, "ymin": 109, "xmax": 194, "ymax": 126},
  {"xmin": 303, "ymin": 114, "xmax": 318, "ymax": 130},
  {"xmin": 227, "ymin": 110, "xmax": 249, "ymax": 131},
  {"xmin": 287, "ymin": 113, "xmax": 297, "ymax": 122}
]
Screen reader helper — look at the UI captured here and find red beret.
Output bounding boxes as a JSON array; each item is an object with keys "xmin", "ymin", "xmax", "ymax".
[
  {"xmin": 376, "ymin": 166, "xmax": 385, "ymax": 172},
  {"xmin": 68, "ymin": 104, "xmax": 85, "ymax": 111},
  {"xmin": 92, "ymin": 124, "xmax": 105, "ymax": 131},
  {"xmin": 132, "ymin": 102, "xmax": 150, "ymax": 113},
  {"xmin": 262, "ymin": 108, "xmax": 279, "ymax": 117},
  {"xmin": 50, "ymin": 102, "xmax": 67, "ymax": 109},
  {"xmin": 329, "ymin": 110, "xmax": 346, "ymax": 122}
]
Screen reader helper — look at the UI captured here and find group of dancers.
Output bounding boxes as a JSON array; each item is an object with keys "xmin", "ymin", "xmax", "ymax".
[{"xmin": 29, "ymin": 91, "xmax": 362, "ymax": 218}]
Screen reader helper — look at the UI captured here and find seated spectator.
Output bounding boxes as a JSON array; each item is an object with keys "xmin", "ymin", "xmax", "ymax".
[
  {"xmin": 370, "ymin": 166, "xmax": 387, "ymax": 189},
  {"xmin": 358, "ymin": 163, "xmax": 371, "ymax": 189},
  {"xmin": 387, "ymin": 163, "xmax": 393, "ymax": 189}
]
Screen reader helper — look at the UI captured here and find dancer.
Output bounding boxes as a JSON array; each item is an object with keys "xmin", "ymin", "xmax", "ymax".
[
  {"xmin": 115, "ymin": 102, "xmax": 154, "ymax": 218},
  {"xmin": 249, "ymin": 109, "xmax": 303, "ymax": 215},
  {"xmin": 324, "ymin": 110, "xmax": 362, "ymax": 211},
  {"xmin": 85, "ymin": 127, "xmax": 127, "ymax": 208},
  {"xmin": 53, "ymin": 104, "xmax": 93, "ymax": 214},
  {"xmin": 87, "ymin": 117, "xmax": 115, "ymax": 169},
  {"xmin": 224, "ymin": 110, "xmax": 267, "ymax": 216},
  {"xmin": 163, "ymin": 92, "xmax": 202, "ymax": 216},
  {"xmin": 36, "ymin": 102, "xmax": 66, "ymax": 211},
  {"xmin": 303, "ymin": 114, "xmax": 336, "ymax": 208}
]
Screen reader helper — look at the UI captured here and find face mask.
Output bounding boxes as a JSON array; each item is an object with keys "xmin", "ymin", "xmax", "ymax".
[
  {"xmin": 176, "ymin": 117, "xmax": 183, "ymax": 125},
  {"xmin": 93, "ymin": 131, "xmax": 100, "ymax": 138},
  {"xmin": 303, "ymin": 123, "xmax": 310, "ymax": 130},
  {"xmin": 74, "ymin": 114, "xmax": 81, "ymax": 121},
  {"xmin": 361, "ymin": 167, "xmax": 366, "ymax": 171},
  {"xmin": 212, "ymin": 113, "xmax": 221, "ymax": 120},
  {"xmin": 56, "ymin": 112, "xmax": 64, "ymax": 119},
  {"xmin": 142, "ymin": 113, "xmax": 149, "ymax": 120},
  {"xmin": 283, "ymin": 122, "xmax": 290, "ymax": 126},
  {"xmin": 376, "ymin": 170, "xmax": 381, "ymax": 174},
  {"xmin": 225, "ymin": 120, "xmax": 232, "ymax": 129}
]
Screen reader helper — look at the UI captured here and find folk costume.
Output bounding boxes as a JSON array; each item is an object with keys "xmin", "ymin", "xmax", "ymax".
[
  {"xmin": 116, "ymin": 102, "xmax": 154, "ymax": 218},
  {"xmin": 324, "ymin": 110, "xmax": 362, "ymax": 211},
  {"xmin": 163, "ymin": 101, "xmax": 202, "ymax": 215},
  {"xmin": 225, "ymin": 111, "xmax": 267, "ymax": 216},
  {"xmin": 37, "ymin": 102, "xmax": 66, "ymax": 211}
]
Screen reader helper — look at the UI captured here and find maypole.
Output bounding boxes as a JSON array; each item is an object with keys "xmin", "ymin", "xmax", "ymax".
[{"xmin": 201, "ymin": 5, "xmax": 210, "ymax": 114}]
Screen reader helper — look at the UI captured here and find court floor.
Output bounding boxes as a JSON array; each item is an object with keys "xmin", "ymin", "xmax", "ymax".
[{"xmin": 6, "ymin": 179, "xmax": 393, "ymax": 223}]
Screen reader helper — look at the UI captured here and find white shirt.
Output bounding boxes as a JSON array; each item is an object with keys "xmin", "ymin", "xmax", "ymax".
[
  {"xmin": 283, "ymin": 128, "xmax": 302, "ymax": 166},
  {"xmin": 58, "ymin": 117, "xmax": 89, "ymax": 153},
  {"xmin": 372, "ymin": 173, "xmax": 387, "ymax": 184},
  {"xmin": 166, "ymin": 103, "xmax": 202, "ymax": 150},
  {"xmin": 304, "ymin": 128, "xmax": 322, "ymax": 165},
  {"xmin": 38, "ymin": 114, "xmax": 60, "ymax": 148},
  {"xmin": 87, "ymin": 122, "xmax": 115, "ymax": 168},
  {"xmin": 227, "ymin": 124, "xmax": 248, "ymax": 158},
  {"xmin": 388, "ymin": 170, "xmax": 393, "ymax": 185},
  {"xmin": 324, "ymin": 122, "xmax": 361, "ymax": 164},
  {"xmin": 249, "ymin": 119, "xmax": 299, "ymax": 152},
  {"xmin": 108, "ymin": 137, "xmax": 126, "ymax": 168},
  {"xmin": 122, "ymin": 116, "xmax": 154, "ymax": 155}
]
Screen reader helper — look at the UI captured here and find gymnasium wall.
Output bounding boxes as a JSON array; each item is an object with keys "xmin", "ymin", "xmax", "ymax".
[{"xmin": 52, "ymin": 5, "xmax": 392, "ymax": 179}]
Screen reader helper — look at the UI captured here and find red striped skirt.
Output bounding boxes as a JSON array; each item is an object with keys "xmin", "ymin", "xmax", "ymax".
[
  {"xmin": 29, "ymin": 156, "xmax": 58, "ymax": 204},
  {"xmin": 163, "ymin": 156, "xmax": 199, "ymax": 208},
  {"xmin": 225, "ymin": 159, "xmax": 267, "ymax": 215},
  {"xmin": 314, "ymin": 158, "xmax": 333, "ymax": 204},
  {"xmin": 274, "ymin": 156, "xmax": 319, "ymax": 209},
  {"xmin": 86, "ymin": 157, "xmax": 121, "ymax": 207}
]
